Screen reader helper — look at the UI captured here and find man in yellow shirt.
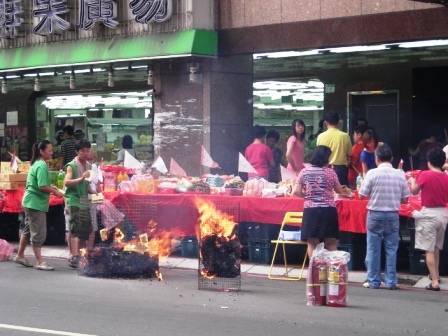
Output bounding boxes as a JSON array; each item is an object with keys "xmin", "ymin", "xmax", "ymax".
[{"xmin": 317, "ymin": 111, "xmax": 352, "ymax": 186}]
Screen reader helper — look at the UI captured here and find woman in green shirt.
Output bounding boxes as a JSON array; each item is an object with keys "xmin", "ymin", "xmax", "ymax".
[{"xmin": 14, "ymin": 140, "xmax": 64, "ymax": 271}]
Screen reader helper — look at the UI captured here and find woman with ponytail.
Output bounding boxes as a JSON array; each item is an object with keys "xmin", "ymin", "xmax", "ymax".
[{"xmin": 14, "ymin": 140, "xmax": 64, "ymax": 271}]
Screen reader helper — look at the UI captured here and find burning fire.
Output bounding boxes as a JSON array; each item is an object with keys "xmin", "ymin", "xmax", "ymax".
[
  {"xmin": 195, "ymin": 198, "xmax": 237, "ymax": 240},
  {"xmin": 89, "ymin": 221, "xmax": 176, "ymax": 281},
  {"xmin": 195, "ymin": 199, "xmax": 240, "ymax": 279}
]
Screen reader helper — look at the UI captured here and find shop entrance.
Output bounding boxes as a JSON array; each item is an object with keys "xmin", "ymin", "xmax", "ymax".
[
  {"xmin": 35, "ymin": 92, "xmax": 155, "ymax": 165},
  {"xmin": 348, "ymin": 91, "xmax": 399, "ymax": 164}
]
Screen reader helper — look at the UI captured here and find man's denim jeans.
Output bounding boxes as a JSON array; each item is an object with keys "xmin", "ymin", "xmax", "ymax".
[{"xmin": 365, "ymin": 210, "xmax": 400, "ymax": 288}]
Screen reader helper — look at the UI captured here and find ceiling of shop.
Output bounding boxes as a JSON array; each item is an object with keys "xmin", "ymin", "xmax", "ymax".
[
  {"xmin": 252, "ymin": 42, "xmax": 448, "ymax": 129},
  {"xmin": 253, "ymin": 44, "xmax": 448, "ymax": 81}
]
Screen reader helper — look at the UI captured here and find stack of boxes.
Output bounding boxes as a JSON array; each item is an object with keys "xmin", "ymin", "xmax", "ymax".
[{"xmin": 0, "ymin": 162, "xmax": 29, "ymax": 190}]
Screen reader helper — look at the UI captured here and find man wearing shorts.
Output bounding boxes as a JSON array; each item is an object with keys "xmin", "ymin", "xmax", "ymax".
[
  {"xmin": 64, "ymin": 139, "xmax": 93, "ymax": 268},
  {"xmin": 409, "ymin": 147, "xmax": 448, "ymax": 291}
]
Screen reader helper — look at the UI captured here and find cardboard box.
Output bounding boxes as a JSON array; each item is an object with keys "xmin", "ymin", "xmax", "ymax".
[
  {"xmin": 0, "ymin": 173, "xmax": 28, "ymax": 182},
  {"xmin": 91, "ymin": 193, "xmax": 104, "ymax": 204},
  {"xmin": 1, "ymin": 162, "xmax": 13, "ymax": 174},
  {"xmin": 18, "ymin": 162, "xmax": 31, "ymax": 173},
  {"xmin": 0, "ymin": 182, "xmax": 26, "ymax": 190},
  {"xmin": 136, "ymin": 179, "xmax": 158, "ymax": 194}
]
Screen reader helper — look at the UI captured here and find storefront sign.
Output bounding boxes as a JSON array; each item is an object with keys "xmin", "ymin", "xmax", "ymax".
[
  {"xmin": 33, "ymin": 0, "xmax": 70, "ymax": 35},
  {"xmin": 102, "ymin": 125, "xmax": 112, "ymax": 133},
  {"xmin": 96, "ymin": 133, "xmax": 106, "ymax": 151},
  {"xmin": 0, "ymin": 0, "xmax": 23, "ymax": 39},
  {"xmin": 6, "ymin": 111, "xmax": 18, "ymax": 126},
  {"xmin": 0, "ymin": 0, "xmax": 173, "ymax": 38},
  {"xmin": 325, "ymin": 84, "xmax": 336, "ymax": 93},
  {"xmin": 79, "ymin": 0, "xmax": 118, "ymax": 30},
  {"xmin": 130, "ymin": 0, "xmax": 172, "ymax": 24}
]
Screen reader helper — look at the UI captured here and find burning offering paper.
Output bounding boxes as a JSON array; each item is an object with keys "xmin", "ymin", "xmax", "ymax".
[
  {"xmin": 195, "ymin": 199, "xmax": 241, "ymax": 289},
  {"xmin": 78, "ymin": 223, "xmax": 173, "ymax": 280}
]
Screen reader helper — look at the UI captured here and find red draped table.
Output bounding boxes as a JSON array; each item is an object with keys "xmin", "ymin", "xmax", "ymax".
[
  {"xmin": 102, "ymin": 192, "xmax": 426, "ymax": 236},
  {"xmin": 0, "ymin": 190, "xmax": 64, "ymax": 213}
]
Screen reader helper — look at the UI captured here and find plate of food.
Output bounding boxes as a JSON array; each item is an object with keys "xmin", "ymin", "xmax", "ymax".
[{"xmin": 339, "ymin": 185, "xmax": 354, "ymax": 198}]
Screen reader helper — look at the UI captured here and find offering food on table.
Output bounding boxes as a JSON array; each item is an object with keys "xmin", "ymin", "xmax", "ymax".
[
  {"xmin": 192, "ymin": 180, "xmax": 211, "ymax": 194},
  {"xmin": 224, "ymin": 176, "xmax": 245, "ymax": 189},
  {"xmin": 339, "ymin": 185, "xmax": 354, "ymax": 198}
]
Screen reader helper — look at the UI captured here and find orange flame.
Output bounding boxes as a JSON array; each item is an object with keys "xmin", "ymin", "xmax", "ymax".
[
  {"xmin": 195, "ymin": 198, "xmax": 237, "ymax": 239},
  {"xmin": 195, "ymin": 198, "xmax": 238, "ymax": 279}
]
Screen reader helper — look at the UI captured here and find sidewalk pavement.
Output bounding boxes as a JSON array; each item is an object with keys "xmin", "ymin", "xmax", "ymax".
[{"xmin": 18, "ymin": 245, "xmax": 447, "ymax": 290}]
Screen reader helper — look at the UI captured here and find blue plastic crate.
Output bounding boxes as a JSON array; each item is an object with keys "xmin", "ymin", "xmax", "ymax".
[
  {"xmin": 181, "ymin": 237, "xmax": 198, "ymax": 258},
  {"xmin": 246, "ymin": 223, "xmax": 278, "ymax": 240},
  {"xmin": 247, "ymin": 239, "xmax": 271, "ymax": 264},
  {"xmin": 409, "ymin": 249, "xmax": 428, "ymax": 275}
]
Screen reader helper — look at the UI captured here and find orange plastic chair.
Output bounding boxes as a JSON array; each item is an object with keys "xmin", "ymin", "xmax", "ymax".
[{"xmin": 268, "ymin": 212, "xmax": 307, "ymax": 281}]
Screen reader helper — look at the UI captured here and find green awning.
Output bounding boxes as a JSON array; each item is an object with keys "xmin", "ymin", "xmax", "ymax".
[{"xmin": 0, "ymin": 29, "xmax": 217, "ymax": 72}]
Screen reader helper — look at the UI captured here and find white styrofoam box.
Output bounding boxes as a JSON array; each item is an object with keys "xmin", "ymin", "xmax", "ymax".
[{"xmin": 279, "ymin": 230, "xmax": 302, "ymax": 241}]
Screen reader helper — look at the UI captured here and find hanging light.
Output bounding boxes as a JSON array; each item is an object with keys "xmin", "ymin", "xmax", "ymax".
[
  {"xmin": 34, "ymin": 71, "xmax": 41, "ymax": 92},
  {"xmin": 1, "ymin": 76, "xmax": 7, "ymax": 94},
  {"xmin": 108, "ymin": 65, "xmax": 115, "ymax": 87},
  {"xmin": 147, "ymin": 64, "xmax": 154, "ymax": 86},
  {"xmin": 69, "ymin": 69, "xmax": 76, "ymax": 89}
]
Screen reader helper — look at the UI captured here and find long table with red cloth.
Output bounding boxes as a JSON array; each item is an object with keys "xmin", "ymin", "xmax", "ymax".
[
  {"xmin": 103, "ymin": 192, "xmax": 424, "ymax": 236},
  {"xmin": 0, "ymin": 190, "xmax": 64, "ymax": 213}
]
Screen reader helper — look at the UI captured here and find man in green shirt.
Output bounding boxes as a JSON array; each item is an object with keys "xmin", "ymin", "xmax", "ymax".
[{"xmin": 64, "ymin": 139, "xmax": 93, "ymax": 268}]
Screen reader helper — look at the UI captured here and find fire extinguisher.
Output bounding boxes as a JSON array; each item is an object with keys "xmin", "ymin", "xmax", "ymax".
[
  {"xmin": 306, "ymin": 258, "xmax": 327, "ymax": 306},
  {"xmin": 327, "ymin": 258, "xmax": 348, "ymax": 307}
]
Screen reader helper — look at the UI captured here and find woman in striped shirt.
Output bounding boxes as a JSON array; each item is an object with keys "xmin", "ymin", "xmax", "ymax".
[{"xmin": 293, "ymin": 145, "xmax": 345, "ymax": 258}]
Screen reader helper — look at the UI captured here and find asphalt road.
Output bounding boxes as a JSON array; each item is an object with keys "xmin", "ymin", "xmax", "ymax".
[{"xmin": 1, "ymin": 257, "xmax": 447, "ymax": 336}]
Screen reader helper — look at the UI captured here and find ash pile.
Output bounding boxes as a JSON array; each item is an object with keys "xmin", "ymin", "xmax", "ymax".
[{"xmin": 200, "ymin": 234, "xmax": 240, "ymax": 278}]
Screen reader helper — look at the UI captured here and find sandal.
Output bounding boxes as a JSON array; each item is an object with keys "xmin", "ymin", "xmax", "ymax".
[
  {"xmin": 425, "ymin": 283, "xmax": 440, "ymax": 291},
  {"xmin": 13, "ymin": 256, "xmax": 33, "ymax": 267},
  {"xmin": 35, "ymin": 261, "xmax": 55, "ymax": 271}
]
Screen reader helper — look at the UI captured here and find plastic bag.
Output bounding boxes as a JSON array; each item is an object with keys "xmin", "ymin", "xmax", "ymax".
[
  {"xmin": 0, "ymin": 239, "xmax": 14, "ymax": 262},
  {"xmin": 306, "ymin": 243, "xmax": 328, "ymax": 306},
  {"xmin": 98, "ymin": 199, "xmax": 125, "ymax": 229},
  {"xmin": 323, "ymin": 249, "xmax": 350, "ymax": 307},
  {"xmin": 306, "ymin": 243, "xmax": 351, "ymax": 306}
]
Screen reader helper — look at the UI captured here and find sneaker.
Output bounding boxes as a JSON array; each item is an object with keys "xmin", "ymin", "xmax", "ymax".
[
  {"xmin": 13, "ymin": 256, "xmax": 33, "ymax": 267},
  {"xmin": 35, "ymin": 262, "xmax": 55, "ymax": 271},
  {"xmin": 363, "ymin": 281, "xmax": 380, "ymax": 289},
  {"xmin": 68, "ymin": 255, "xmax": 80, "ymax": 269},
  {"xmin": 387, "ymin": 285, "xmax": 399, "ymax": 290}
]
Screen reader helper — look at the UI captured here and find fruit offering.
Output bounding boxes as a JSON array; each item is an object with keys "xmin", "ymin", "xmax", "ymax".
[{"xmin": 224, "ymin": 176, "xmax": 245, "ymax": 189}]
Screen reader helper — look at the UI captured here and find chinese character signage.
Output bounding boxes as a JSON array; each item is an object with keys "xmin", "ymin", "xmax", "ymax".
[
  {"xmin": 33, "ymin": 0, "xmax": 70, "ymax": 35},
  {"xmin": 130, "ymin": 0, "xmax": 172, "ymax": 24},
  {"xmin": 79, "ymin": 0, "xmax": 118, "ymax": 30},
  {"xmin": 0, "ymin": 0, "xmax": 173, "ymax": 38},
  {"xmin": 0, "ymin": 0, "xmax": 23, "ymax": 39}
]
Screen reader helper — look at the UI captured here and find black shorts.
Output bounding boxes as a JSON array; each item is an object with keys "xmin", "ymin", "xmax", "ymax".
[{"xmin": 301, "ymin": 207, "xmax": 339, "ymax": 240}]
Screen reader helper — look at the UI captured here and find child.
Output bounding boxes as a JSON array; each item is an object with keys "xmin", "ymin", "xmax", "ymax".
[{"xmin": 348, "ymin": 125, "xmax": 366, "ymax": 189}]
